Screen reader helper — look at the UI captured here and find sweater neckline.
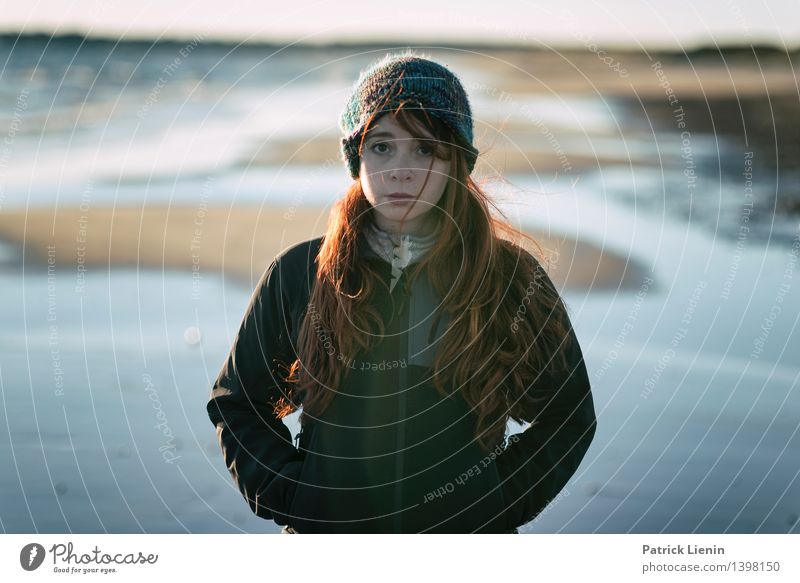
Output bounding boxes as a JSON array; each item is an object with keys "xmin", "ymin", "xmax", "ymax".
[{"xmin": 361, "ymin": 221, "xmax": 440, "ymax": 292}]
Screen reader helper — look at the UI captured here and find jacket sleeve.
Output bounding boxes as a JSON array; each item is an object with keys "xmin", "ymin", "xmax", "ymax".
[
  {"xmin": 206, "ymin": 257, "xmax": 304, "ymax": 524},
  {"xmin": 494, "ymin": 278, "xmax": 597, "ymax": 531}
]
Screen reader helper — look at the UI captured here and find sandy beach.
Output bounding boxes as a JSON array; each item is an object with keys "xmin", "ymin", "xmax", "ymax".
[{"xmin": 0, "ymin": 205, "xmax": 647, "ymax": 291}]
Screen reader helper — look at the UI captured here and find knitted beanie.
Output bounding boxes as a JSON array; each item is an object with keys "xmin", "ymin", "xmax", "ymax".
[{"xmin": 339, "ymin": 51, "xmax": 479, "ymax": 179}]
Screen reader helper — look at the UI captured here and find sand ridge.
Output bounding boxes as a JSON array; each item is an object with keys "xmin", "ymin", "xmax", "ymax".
[{"xmin": 0, "ymin": 205, "xmax": 648, "ymax": 291}]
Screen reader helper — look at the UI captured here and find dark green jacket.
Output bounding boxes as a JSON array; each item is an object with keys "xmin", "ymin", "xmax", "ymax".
[{"xmin": 206, "ymin": 232, "xmax": 596, "ymax": 533}]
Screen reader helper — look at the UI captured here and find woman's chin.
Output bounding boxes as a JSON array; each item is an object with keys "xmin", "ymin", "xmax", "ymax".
[{"xmin": 373, "ymin": 211, "xmax": 422, "ymax": 226}]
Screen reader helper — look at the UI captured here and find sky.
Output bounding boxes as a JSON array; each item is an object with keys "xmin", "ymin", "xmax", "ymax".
[{"xmin": 0, "ymin": 0, "xmax": 798, "ymax": 49}]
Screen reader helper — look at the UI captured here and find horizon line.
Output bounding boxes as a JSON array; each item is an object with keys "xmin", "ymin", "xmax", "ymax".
[{"xmin": 1, "ymin": 30, "xmax": 798, "ymax": 54}]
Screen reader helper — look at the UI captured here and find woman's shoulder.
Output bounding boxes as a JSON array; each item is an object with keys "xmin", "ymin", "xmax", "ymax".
[
  {"xmin": 495, "ymin": 237, "xmax": 567, "ymax": 314},
  {"xmin": 261, "ymin": 235, "xmax": 325, "ymax": 291},
  {"xmin": 273, "ymin": 235, "xmax": 325, "ymax": 267},
  {"xmin": 496, "ymin": 237, "xmax": 552, "ymax": 279}
]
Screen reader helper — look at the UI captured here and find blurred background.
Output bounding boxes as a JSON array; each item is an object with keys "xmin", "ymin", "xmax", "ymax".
[{"xmin": 0, "ymin": 0, "xmax": 798, "ymax": 534}]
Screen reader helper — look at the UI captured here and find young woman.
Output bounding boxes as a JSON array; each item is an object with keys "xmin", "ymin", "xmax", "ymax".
[{"xmin": 206, "ymin": 52, "xmax": 597, "ymax": 534}]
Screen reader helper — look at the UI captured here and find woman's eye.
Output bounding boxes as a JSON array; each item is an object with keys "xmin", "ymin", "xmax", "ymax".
[
  {"xmin": 372, "ymin": 142, "xmax": 390, "ymax": 154},
  {"xmin": 416, "ymin": 142, "xmax": 436, "ymax": 156}
]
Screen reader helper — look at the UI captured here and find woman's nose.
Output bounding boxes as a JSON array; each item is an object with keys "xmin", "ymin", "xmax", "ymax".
[{"xmin": 389, "ymin": 162, "xmax": 414, "ymax": 182}]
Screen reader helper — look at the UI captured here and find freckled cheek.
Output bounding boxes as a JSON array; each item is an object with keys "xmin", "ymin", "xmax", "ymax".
[{"xmin": 362, "ymin": 163, "xmax": 391, "ymax": 181}]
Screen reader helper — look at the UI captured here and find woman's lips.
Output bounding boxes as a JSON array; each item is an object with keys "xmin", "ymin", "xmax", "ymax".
[{"xmin": 386, "ymin": 194, "xmax": 415, "ymax": 205}]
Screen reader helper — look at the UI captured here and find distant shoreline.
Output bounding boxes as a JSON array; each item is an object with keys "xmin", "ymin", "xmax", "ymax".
[{"xmin": 2, "ymin": 31, "xmax": 797, "ymax": 55}]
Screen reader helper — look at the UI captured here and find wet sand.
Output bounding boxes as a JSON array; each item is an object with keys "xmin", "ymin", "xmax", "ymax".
[{"xmin": 0, "ymin": 205, "xmax": 647, "ymax": 291}]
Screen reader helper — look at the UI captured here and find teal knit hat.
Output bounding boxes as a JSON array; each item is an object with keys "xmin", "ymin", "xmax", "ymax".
[{"xmin": 339, "ymin": 52, "xmax": 479, "ymax": 179}]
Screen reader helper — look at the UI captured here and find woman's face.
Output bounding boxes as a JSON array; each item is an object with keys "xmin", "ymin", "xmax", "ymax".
[{"xmin": 359, "ymin": 113, "xmax": 450, "ymax": 236}]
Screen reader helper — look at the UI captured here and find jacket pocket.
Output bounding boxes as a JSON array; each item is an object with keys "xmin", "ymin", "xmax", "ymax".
[
  {"xmin": 285, "ymin": 423, "xmax": 317, "ymax": 522},
  {"xmin": 262, "ymin": 459, "xmax": 303, "ymax": 526},
  {"xmin": 484, "ymin": 458, "xmax": 512, "ymax": 532},
  {"xmin": 403, "ymin": 450, "xmax": 509, "ymax": 533},
  {"xmin": 459, "ymin": 458, "xmax": 508, "ymax": 533}
]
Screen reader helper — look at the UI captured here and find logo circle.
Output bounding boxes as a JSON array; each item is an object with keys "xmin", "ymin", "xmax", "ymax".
[{"xmin": 20, "ymin": 543, "xmax": 46, "ymax": 571}]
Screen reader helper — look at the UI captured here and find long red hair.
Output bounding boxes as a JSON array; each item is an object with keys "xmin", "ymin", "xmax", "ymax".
[{"xmin": 275, "ymin": 104, "xmax": 574, "ymax": 452}]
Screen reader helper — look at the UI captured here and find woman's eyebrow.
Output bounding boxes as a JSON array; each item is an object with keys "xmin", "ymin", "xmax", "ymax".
[
  {"xmin": 365, "ymin": 131, "xmax": 396, "ymax": 140},
  {"xmin": 365, "ymin": 131, "xmax": 433, "ymax": 142}
]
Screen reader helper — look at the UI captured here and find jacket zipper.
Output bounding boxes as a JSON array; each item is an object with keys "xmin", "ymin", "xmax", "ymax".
[
  {"xmin": 392, "ymin": 267, "xmax": 407, "ymax": 532},
  {"xmin": 394, "ymin": 364, "xmax": 407, "ymax": 533}
]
